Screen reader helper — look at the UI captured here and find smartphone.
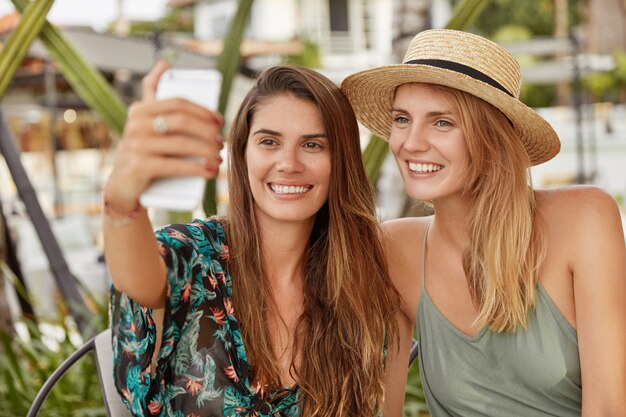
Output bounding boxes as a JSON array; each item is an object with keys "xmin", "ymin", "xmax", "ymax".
[{"xmin": 139, "ymin": 68, "xmax": 222, "ymax": 211}]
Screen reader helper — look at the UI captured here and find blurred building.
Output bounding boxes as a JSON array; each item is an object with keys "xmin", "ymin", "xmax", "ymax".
[{"xmin": 168, "ymin": 0, "xmax": 395, "ymax": 69}]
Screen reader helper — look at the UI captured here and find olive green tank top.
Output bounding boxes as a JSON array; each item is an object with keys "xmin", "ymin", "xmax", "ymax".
[{"xmin": 416, "ymin": 224, "xmax": 582, "ymax": 416}]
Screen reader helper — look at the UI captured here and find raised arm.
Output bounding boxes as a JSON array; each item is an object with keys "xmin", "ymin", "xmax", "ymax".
[
  {"xmin": 567, "ymin": 187, "xmax": 626, "ymax": 415},
  {"xmin": 103, "ymin": 62, "xmax": 223, "ymax": 308}
]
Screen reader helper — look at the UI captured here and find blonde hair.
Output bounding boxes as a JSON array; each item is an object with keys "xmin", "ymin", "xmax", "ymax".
[
  {"xmin": 226, "ymin": 65, "xmax": 399, "ymax": 416},
  {"xmin": 433, "ymin": 84, "xmax": 546, "ymax": 331}
]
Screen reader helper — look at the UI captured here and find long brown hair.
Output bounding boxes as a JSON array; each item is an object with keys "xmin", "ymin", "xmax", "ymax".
[
  {"xmin": 433, "ymin": 84, "xmax": 545, "ymax": 332},
  {"xmin": 226, "ymin": 65, "xmax": 399, "ymax": 416}
]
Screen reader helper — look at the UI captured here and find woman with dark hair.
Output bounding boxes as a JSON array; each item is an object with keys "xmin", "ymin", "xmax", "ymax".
[
  {"xmin": 343, "ymin": 29, "xmax": 626, "ymax": 416},
  {"xmin": 103, "ymin": 62, "xmax": 405, "ymax": 417}
]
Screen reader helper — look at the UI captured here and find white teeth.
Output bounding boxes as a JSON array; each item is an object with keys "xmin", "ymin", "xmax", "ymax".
[
  {"xmin": 271, "ymin": 184, "xmax": 311, "ymax": 194},
  {"xmin": 408, "ymin": 162, "xmax": 443, "ymax": 173}
]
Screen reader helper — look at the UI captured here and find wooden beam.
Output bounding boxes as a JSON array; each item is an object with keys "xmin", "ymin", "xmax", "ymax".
[
  {"xmin": 167, "ymin": 0, "xmax": 200, "ymax": 8},
  {"xmin": 180, "ymin": 38, "xmax": 304, "ymax": 58}
]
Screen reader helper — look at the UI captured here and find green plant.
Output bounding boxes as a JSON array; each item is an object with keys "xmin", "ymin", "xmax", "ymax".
[
  {"xmin": 404, "ymin": 361, "xmax": 428, "ymax": 416},
  {"xmin": 0, "ymin": 321, "xmax": 107, "ymax": 417},
  {"xmin": 363, "ymin": 135, "xmax": 389, "ymax": 184},
  {"xmin": 0, "ymin": 0, "xmax": 54, "ymax": 99},
  {"xmin": 203, "ymin": 0, "xmax": 255, "ymax": 215},
  {"xmin": 584, "ymin": 50, "xmax": 626, "ymax": 102},
  {"xmin": 446, "ymin": 0, "xmax": 489, "ymax": 31},
  {"xmin": 7, "ymin": 0, "xmax": 128, "ymax": 136},
  {"xmin": 0, "ymin": 262, "xmax": 108, "ymax": 416},
  {"xmin": 285, "ymin": 39, "xmax": 321, "ymax": 68}
]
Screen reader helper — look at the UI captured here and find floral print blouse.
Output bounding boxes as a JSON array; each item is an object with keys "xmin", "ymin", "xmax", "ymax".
[{"xmin": 110, "ymin": 218, "xmax": 300, "ymax": 417}]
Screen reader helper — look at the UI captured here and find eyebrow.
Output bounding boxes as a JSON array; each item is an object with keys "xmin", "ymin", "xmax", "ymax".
[
  {"xmin": 391, "ymin": 107, "xmax": 453, "ymax": 118},
  {"xmin": 252, "ymin": 128, "xmax": 327, "ymax": 139}
]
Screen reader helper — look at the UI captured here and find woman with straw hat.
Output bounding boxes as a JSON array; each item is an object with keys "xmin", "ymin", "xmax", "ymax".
[{"xmin": 343, "ymin": 29, "xmax": 626, "ymax": 415}]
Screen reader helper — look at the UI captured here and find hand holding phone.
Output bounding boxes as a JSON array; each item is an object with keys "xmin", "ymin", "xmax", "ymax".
[{"xmin": 139, "ymin": 69, "xmax": 222, "ymax": 211}]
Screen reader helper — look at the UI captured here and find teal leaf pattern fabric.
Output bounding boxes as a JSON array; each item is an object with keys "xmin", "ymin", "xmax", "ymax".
[{"xmin": 110, "ymin": 218, "xmax": 300, "ymax": 416}]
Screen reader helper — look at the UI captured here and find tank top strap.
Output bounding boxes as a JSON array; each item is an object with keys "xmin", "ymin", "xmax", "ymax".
[{"xmin": 421, "ymin": 221, "xmax": 431, "ymax": 287}]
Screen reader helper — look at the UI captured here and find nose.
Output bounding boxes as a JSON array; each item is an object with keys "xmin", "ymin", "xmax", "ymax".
[
  {"xmin": 391, "ymin": 124, "xmax": 430, "ymax": 154},
  {"xmin": 403, "ymin": 124, "xmax": 431, "ymax": 152},
  {"xmin": 275, "ymin": 146, "xmax": 304, "ymax": 173}
]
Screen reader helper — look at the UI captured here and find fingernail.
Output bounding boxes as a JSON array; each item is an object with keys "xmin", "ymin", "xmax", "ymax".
[{"xmin": 212, "ymin": 114, "xmax": 223, "ymax": 127}]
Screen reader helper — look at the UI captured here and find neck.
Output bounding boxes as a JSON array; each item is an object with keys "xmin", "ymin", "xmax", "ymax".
[
  {"xmin": 431, "ymin": 193, "xmax": 473, "ymax": 252},
  {"xmin": 256, "ymin": 216, "xmax": 314, "ymax": 289}
]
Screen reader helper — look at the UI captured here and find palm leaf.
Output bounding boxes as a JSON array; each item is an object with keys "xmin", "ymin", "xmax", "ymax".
[
  {"xmin": 363, "ymin": 135, "xmax": 389, "ymax": 184},
  {"xmin": 0, "ymin": 0, "xmax": 54, "ymax": 99},
  {"xmin": 10, "ymin": 0, "xmax": 128, "ymax": 135},
  {"xmin": 203, "ymin": 0, "xmax": 254, "ymax": 215},
  {"xmin": 445, "ymin": 0, "xmax": 490, "ymax": 30}
]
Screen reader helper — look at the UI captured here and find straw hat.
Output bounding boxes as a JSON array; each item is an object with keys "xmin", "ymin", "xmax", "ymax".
[{"xmin": 341, "ymin": 29, "xmax": 560, "ymax": 165}]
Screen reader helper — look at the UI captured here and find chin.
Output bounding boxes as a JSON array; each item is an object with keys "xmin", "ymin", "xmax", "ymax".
[
  {"xmin": 404, "ymin": 186, "xmax": 431, "ymax": 201},
  {"xmin": 262, "ymin": 208, "xmax": 320, "ymax": 225}
]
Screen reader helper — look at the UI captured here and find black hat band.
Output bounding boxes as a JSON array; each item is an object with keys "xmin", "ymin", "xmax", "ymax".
[{"xmin": 404, "ymin": 59, "xmax": 514, "ymax": 97}]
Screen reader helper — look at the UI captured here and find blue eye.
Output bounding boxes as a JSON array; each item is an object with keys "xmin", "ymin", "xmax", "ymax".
[
  {"xmin": 393, "ymin": 115, "xmax": 410, "ymax": 124},
  {"xmin": 435, "ymin": 120, "xmax": 452, "ymax": 127}
]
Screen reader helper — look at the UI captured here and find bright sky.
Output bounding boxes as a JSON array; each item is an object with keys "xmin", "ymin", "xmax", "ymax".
[{"xmin": 0, "ymin": 0, "xmax": 168, "ymax": 31}]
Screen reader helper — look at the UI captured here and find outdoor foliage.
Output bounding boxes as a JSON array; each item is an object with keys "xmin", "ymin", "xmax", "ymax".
[
  {"xmin": 466, "ymin": 0, "xmax": 583, "ymax": 37},
  {"xmin": 0, "ymin": 0, "xmax": 54, "ymax": 99},
  {"xmin": 285, "ymin": 39, "xmax": 321, "ymax": 68},
  {"xmin": 464, "ymin": 0, "xmax": 585, "ymax": 108},
  {"xmin": 203, "ymin": 0, "xmax": 254, "ymax": 215},
  {"xmin": 4, "ymin": 0, "xmax": 128, "ymax": 135},
  {"xmin": 0, "ymin": 285, "xmax": 108, "ymax": 417},
  {"xmin": 405, "ymin": 361, "xmax": 427, "ymax": 417},
  {"xmin": 584, "ymin": 50, "xmax": 626, "ymax": 102},
  {"xmin": 126, "ymin": 8, "xmax": 195, "ymax": 36},
  {"xmin": 0, "ymin": 324, "xmax": 105, "ymax": 417}
]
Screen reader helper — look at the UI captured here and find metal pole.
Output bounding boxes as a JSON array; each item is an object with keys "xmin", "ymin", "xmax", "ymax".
[
  {"xmin": 0, "ymin": 204, "xmax": 37, "ymax": 323},
  {"xmin": 570, "ymin": 33, "xmax": 585, "ymax": 184},
  {"xmin": 44, "ymin": 61, "xmax": 63, "ymax": 217}
]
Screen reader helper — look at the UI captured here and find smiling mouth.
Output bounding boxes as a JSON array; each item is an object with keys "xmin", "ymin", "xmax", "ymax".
[
  {"xmin": 269, "ymin": 183, "xmax": 312, "ymax": 194},
  {"xmin": 408, "ymin": 162, "xmax": 443, "ymax": 173}
]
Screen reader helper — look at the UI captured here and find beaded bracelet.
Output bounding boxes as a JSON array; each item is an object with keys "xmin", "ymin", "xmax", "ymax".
[{"xmin": 103, "ymin": 199, "xmax": 142, "ymax": 228}]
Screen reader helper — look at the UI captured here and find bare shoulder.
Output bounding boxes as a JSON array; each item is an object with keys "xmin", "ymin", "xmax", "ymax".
[
  {"xmin": 537, "ymin": 184, "xmax": 618, "ymax": 209},
  {"xmin": 537, "ymin": 185, "xmax": 625, "ymax": 267},
  {"xmin": 383, "ymin": 216, "xmax": 432, "ymax": 262},
  {"xmin": 382, "ymin": 216, "xmax": 432, "ymax": 322},
  {"xmin": 541, "ymin": 191, "xmax": 626, "ymax": 407},
  {"xmin": 537, "ymin": 185, "xmax": 622, "ymax": 232},
  {"xmin": 383, "ymin": 216, "xmax": 431, "ymax": 240}
]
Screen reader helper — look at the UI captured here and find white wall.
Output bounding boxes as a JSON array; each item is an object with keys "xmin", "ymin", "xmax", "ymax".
[
  {"xmin": 194, "ymin": 0, "xmax": 237, "ymax": 40},
  {"xmin": 249, "ymin": 0, "xmax": 297, "ymax": 41}
]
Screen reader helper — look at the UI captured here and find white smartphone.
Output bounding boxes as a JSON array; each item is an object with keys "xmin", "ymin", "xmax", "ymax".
[{"xmin": 139, "ymin": 68, "xmax": 222, "ymax": 211}]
